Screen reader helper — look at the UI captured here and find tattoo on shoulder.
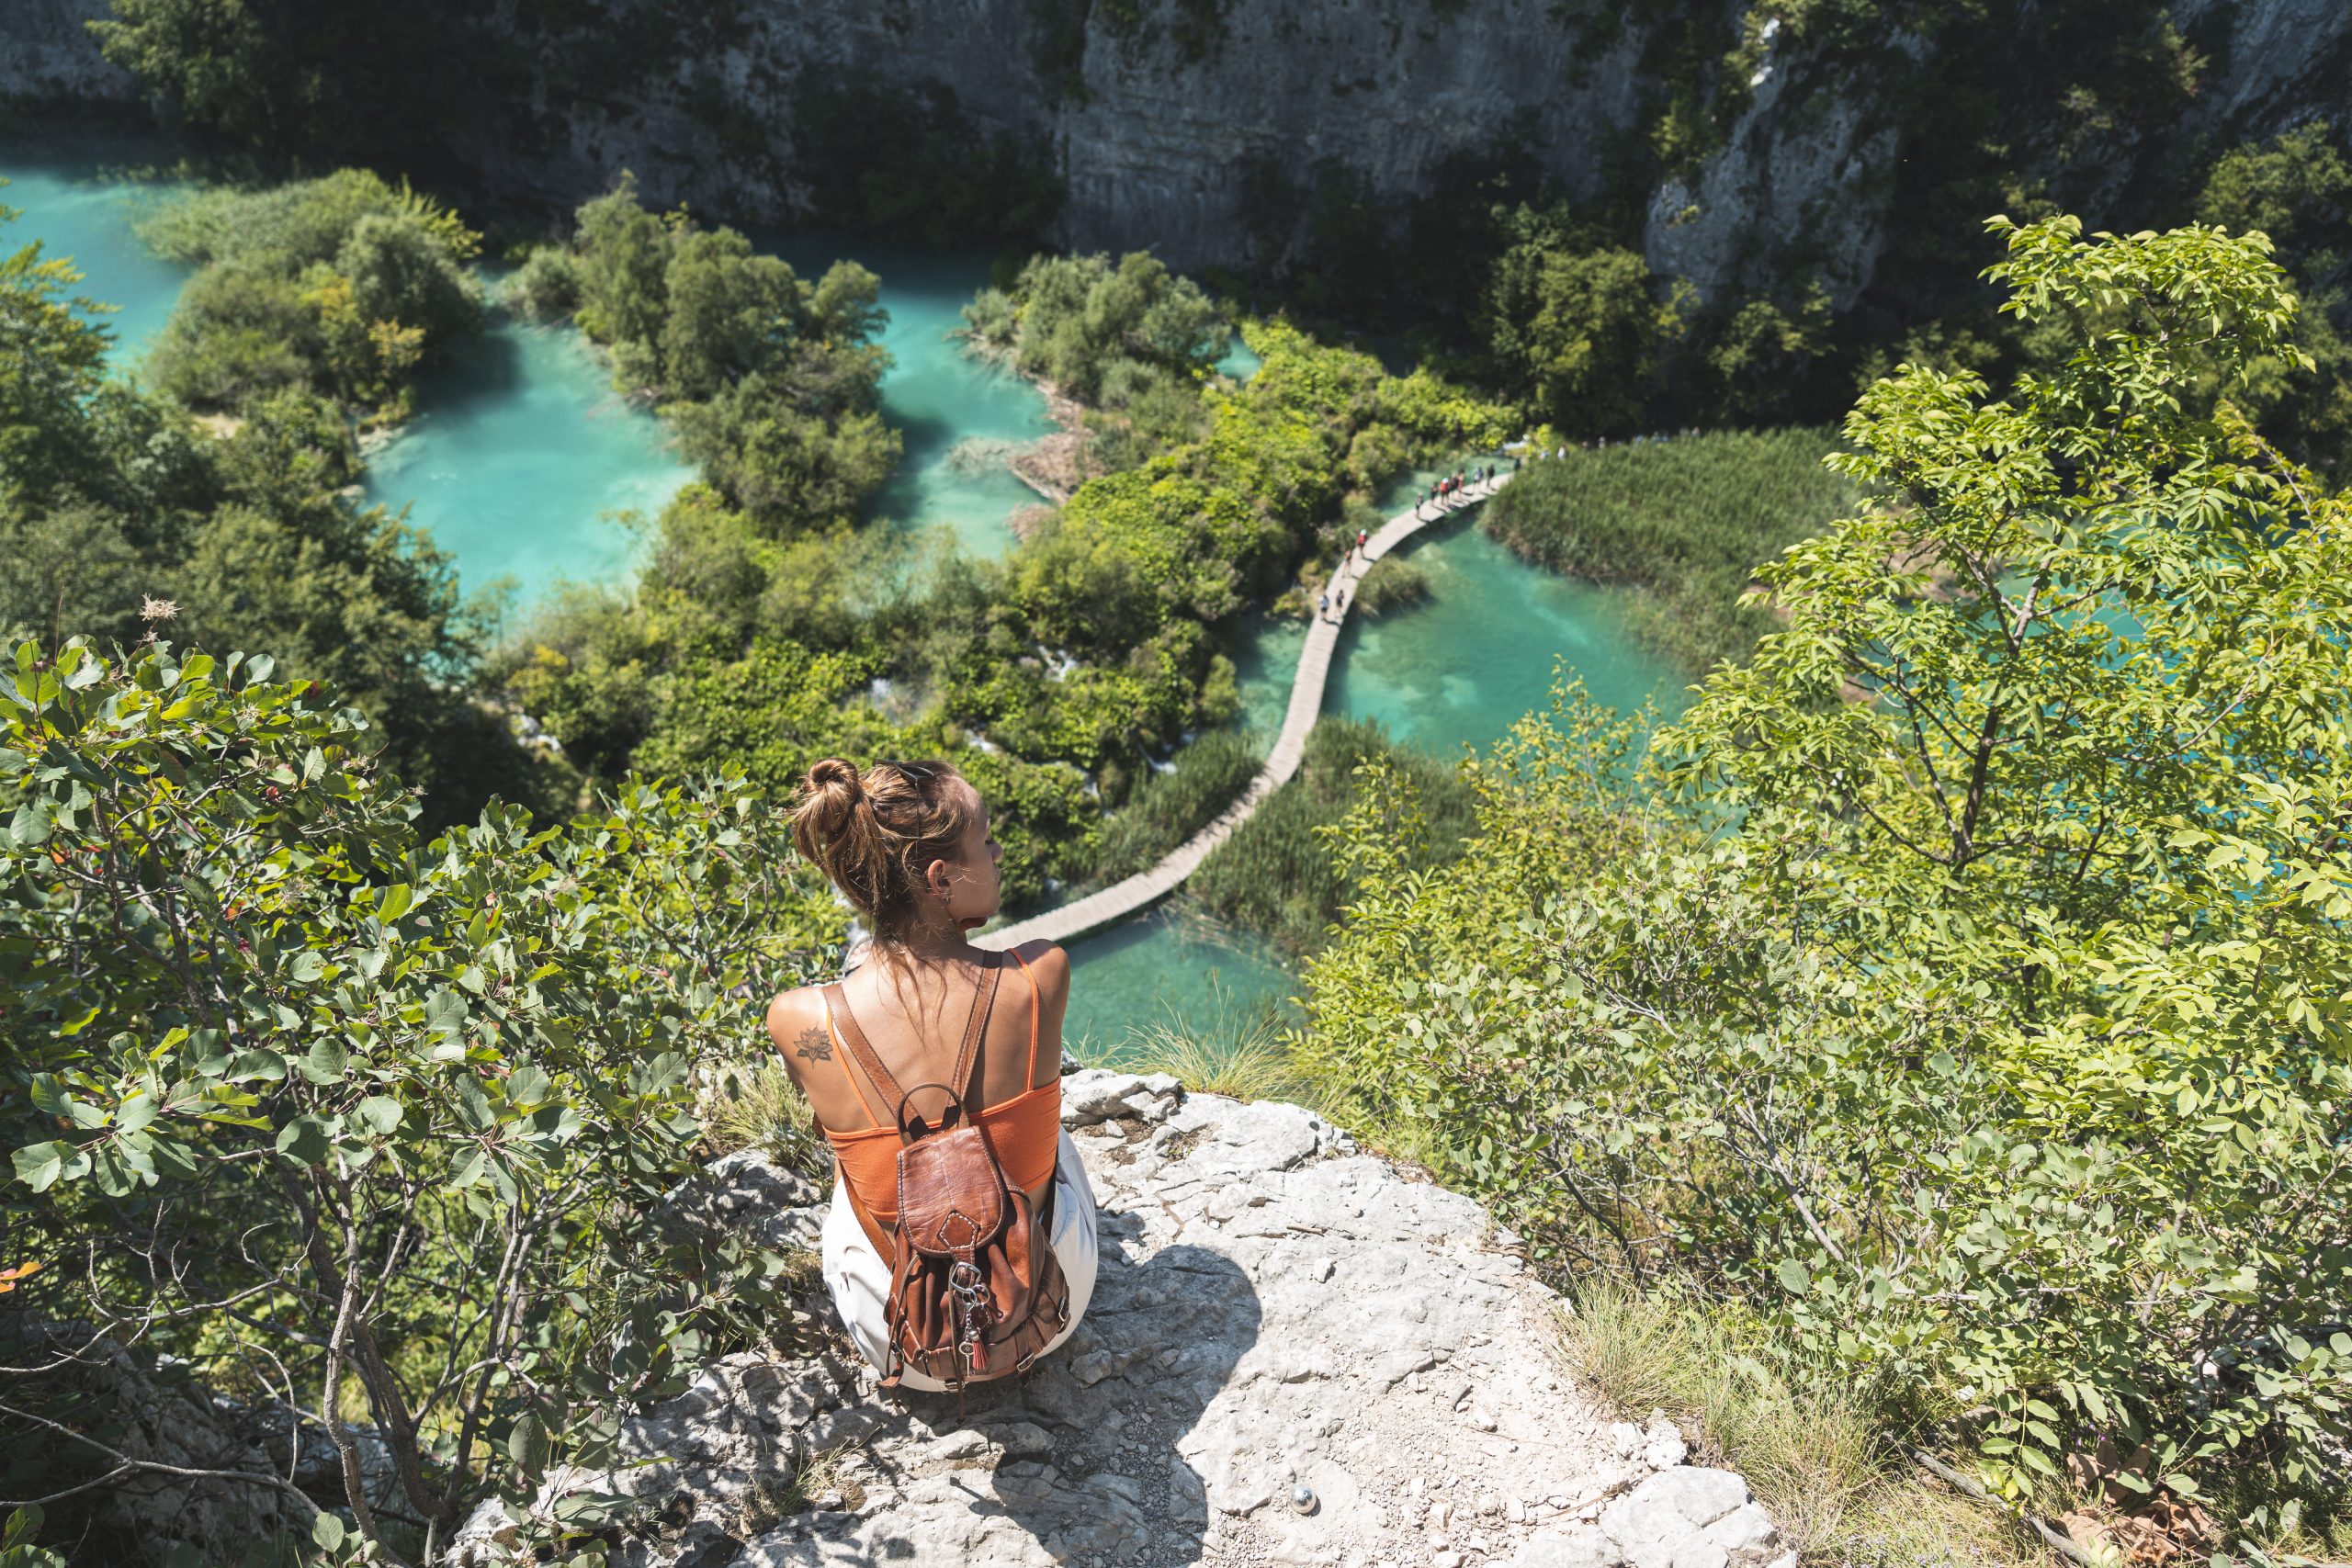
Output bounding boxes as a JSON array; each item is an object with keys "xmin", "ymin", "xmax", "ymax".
[{"xmin": 793, "ymin": 1025, "xmax": 832, "ymax": 1065}]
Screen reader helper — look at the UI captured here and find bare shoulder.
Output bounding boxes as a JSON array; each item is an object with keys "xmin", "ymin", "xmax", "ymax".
[
  {"xmin": 764, "ymin": 984, "xmax": 830, "ymax": 1053},
  {"xmin": 1010, "ymin": 940, "xmax": 1069, "ymax": 992}
]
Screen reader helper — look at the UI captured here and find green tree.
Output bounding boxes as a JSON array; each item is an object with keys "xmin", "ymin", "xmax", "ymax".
[
  {"xmin": 660, "ymin": 228, "xmax": 804, "ymax": 401},
  {"xmin": 0, "ymin": 205, "xmax": 112, "ymax": 511},
  {"xmin": 572, "ymin": 174, "xmax": 673, "ymax": 362},
  {"xmin": 335, "ymin": 209, "xmax": 480, "ymax": 347},
  {"xmin": 1, "ymin": 638, "xmax": 832, "ymax": 1553},
  {"xmin": 1478, "ymin": 207, "xmax": 1669, "ymax": 432},
  {"xmin": 1306, "ymin": 213, "xmax": 2352, "ymax": 1511}
]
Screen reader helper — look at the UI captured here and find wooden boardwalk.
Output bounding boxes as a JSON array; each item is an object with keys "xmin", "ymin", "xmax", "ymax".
[{"xmin": 976, "ymin": 468, "xmax": 1516, "ymax": 952}]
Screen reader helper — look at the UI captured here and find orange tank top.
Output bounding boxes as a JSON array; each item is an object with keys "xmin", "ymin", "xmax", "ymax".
[{"xmin": 817, "ymin": 951, "xmax": 1059, "ymax": 1231}]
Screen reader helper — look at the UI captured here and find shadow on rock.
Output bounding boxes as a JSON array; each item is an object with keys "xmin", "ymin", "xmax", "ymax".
[
  {"xmin": 742, "ymin": 1231, "xmax": 1258, "ymax": 1567},
  {"xmin": 986, "ymin": 1235, "xmax": 1259, "ymax": 1564}
]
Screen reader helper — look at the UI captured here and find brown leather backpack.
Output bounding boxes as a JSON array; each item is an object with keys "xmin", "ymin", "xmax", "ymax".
[{"xmin": 821, "ymin": 955, "xmax": 1070, "ymax": 1393}]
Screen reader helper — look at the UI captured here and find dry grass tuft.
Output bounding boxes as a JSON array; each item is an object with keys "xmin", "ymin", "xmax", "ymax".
[
  {"xmin": 1117, "ymin": 981, "xmax": 1315, "ymax": 1107},
  {"xmin": 703, "ymin": 1057, "xmax": 829, "ymax": 1179},
  {"xmin": 1558, "ymin": 1280, "xmax": 2043, "ymax": 1567}
]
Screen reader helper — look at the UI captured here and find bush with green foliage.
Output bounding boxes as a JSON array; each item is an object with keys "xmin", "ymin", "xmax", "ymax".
[
  {"xmin": 0, "ymin": 637, "xmax": 835, "ymax": 1560},
  {"xmin": 1482, "ymin": 428, "xmax": 1856, "ymax": 673},
  {"xmin": 1, "ymin": 202, "xmax": 540, "ymax": 828},
  {"xmin": 1352, "ymin": 557, "xmax": 1430, "ymax": 616},
  {"xmin": 141, "ymin": 171, "xmax": 481, "ymax": 422},
  {"xmin": 503, "ymin": 243, "xmax": 583, "ymax": 322},
  {"xmin": 962, "ymin": 251, "xmax": 1232, "ymax": 404},
  {"xmin": 546, "ymin": 176, "xmax": 899, "ymax": 533},
  {"xmin": 1478, "ymin": 205, "xmax": 1679, "ymax": 434},
  {"xmin": 1302, "ymin": 214, "xmax": 2352, "ymax": 1527},
  {"xmin": 2194, "ymin": 119, "xmax": 2352, "ymax": 479}
]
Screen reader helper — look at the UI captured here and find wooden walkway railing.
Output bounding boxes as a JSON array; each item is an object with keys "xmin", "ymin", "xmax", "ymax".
[{"xmin": 975, "ymin": 468, "xmax": 1515, "ymax": 952}]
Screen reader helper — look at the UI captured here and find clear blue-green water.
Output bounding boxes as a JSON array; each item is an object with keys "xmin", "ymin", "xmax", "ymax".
[
  {"xmin": 1063, "ymin": 463, "xmax": 1685, "ymax": 1058},
  {"xmin": 0, "ymin": 144, "xmax": 192, "ymax": 364},
  {"xmin": 359, "ymin": 310, "xmax": 695, "ymax": 613},
  {"xmin": 763, "ymin": 231, "xmax": 1056, "ymax": 558},
  {"xmin": 1, "ymin": 142, "xmax": 1682, "ymax": 1063}
]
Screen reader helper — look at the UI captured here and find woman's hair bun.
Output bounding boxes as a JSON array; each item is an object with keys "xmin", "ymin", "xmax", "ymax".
[
  {"xmin": 806, "ymin": 756, "xmax": 862, "ymax": 800},
  {"xmin": 789, "ymin": 755, "xmax": 979, "ymax": 947}
]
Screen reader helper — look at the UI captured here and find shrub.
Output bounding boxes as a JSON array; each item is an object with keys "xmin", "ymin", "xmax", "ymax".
[
  {"xmin": 0, "ymin": 638, "xmax": 835, "ymax": 1552},
  {"xmin": 141, "ymin": 173, "xmax": 482, "ymax": 421},
  {"xmin": 1304, "ymin": 215, "xmax": 2352, "ymax": 1525},
  {"xmin": 962, "ymin": 251, "xmax": 1230, "ymax": 402},
  {"xmin": 336, "ymin": 209, "xmax": 480, "ymax": 347},
  {"xmin": 505, "ymin": 243, "xmax": 583, "ymax": 321},
  {"xmin": 1352, "ymin": 557, "xmax": 1430, "ymax": 616},
  {"xmin": 146, "ymin": 255, "xmax": 320, "ymax": 409}
]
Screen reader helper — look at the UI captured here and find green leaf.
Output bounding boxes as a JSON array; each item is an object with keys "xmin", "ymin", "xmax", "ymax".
[
  {"xmin": 1773, "ymin": 1258, "xmax": 1811, "ymax": 1295},
  {"xmin": 300, "ymin": 1037, "xmax": 350, "ymax": 1086},
  {"xmin": 274, "ymin": 1116, "xmax": 332, "ymax": 1166},
  {"xmin": 312, "ymin": 1511, "xmax": 347, "ymax": 1551},
  {"xmin": 377, "ymin": 882, "xmax": 414, "ymax": 922},
  {"xmin": 7, "ymin": 801, "xmax": 50, "ymax": 847},
  {"xmin": 354, "ymin": 1096, "xmax": 404, "ymax": 1136},
  {"xmin": 12, "ymin": 1142, "xmax": 65, "ymax": 1193}
]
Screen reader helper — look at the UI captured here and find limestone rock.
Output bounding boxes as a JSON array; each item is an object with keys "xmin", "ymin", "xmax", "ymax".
[
  {"xmin": 50, "ymin": 1339, "xmax": 322, "ymax": 1556},
  {"xmin": 441, "ymin": 1086, "xmax": 1785, "ymax": 1568},
  {"xmin": 1600, "ymin": 1467, "xmax": 1763, "ymax": 1566},
  {"xmin": 1513, "ymin": 1524, "xmax": 1622, "ymax": 1567}
]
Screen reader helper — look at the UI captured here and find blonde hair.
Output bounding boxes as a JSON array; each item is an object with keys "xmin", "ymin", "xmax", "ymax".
[{"xmin": 791, "ymin": 757, "xmax": 978, "ymax": 946}]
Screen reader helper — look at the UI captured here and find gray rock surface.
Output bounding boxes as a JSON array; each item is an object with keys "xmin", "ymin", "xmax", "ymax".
[
  {"xmin": 41, "ymin": 1337, "xmax": 323, "ymax": 1553},
  {"xmin": 6, "ymin": 0, "xmax": 2344, "ymax": 290},
  {"xmin": 0, "ymin": 0, "xmax": 135, "ymax": 102},
  {"xmin": 455, "ymin": 1072, "xmax": 1790, "ymax": 1568}
]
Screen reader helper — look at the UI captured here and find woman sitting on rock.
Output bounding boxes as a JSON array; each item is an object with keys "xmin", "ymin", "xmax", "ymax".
[{"xmin": 767, "ymin": 757, "xmax": 1099, "ymax": 1392}]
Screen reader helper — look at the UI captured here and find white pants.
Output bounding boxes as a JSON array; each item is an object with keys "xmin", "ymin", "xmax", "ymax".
[{"xmin": 820, "ymin": 1128, "xmax": 1100, "ymax": 1393}]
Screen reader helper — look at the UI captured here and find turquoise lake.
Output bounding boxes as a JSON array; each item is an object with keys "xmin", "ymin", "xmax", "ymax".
[{"xmin": 0, "ymin": 145, "xmax": 1681, "ymax": 1061}]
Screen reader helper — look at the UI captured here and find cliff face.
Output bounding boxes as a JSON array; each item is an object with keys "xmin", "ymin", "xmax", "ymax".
[
  {"xmin": 7, "ymin": 0, "xmax": 2350, "ymax": 310},
  {"xmin": 0, "ymin": 0, "xmax": 134, "ymax": 102}
]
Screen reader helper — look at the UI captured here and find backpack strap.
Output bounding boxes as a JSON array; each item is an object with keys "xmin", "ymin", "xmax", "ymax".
[
  {"xmin": 820, "ymin": 982, "xmax": 906, "ymax": 1122},
  {"xmin": 946, "ymin": 953, "xmax": 1003, "ymax": 1113},
  {"xmin": 822, "ymin": 956, "xmax": 1004, "ymax": 1138}
]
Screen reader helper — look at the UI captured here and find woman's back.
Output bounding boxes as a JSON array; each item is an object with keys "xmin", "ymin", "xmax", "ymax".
[{"xmin": 768, "ymin": 941, "xmax": 1069, "ymax": 1143}]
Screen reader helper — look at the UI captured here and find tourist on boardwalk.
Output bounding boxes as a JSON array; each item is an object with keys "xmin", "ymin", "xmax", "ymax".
[
  {"xmin": 1357, "ymin": 527, "xmax": 1369, "ymax": 555},
  {"xmin": 1319, "ymin": 590, "xmax": 1330, "ymax": 617},
  {"xmin": 768, "ymin": 759, "xmax": 1097, "ymax": 1393}
]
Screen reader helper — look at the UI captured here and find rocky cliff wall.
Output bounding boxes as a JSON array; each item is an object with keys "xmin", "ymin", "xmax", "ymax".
[
  {"xmin": 7, "ymin": 0, "xmax": 2351, "ymax": 309},
  {"xmin": 0, "ymin": 0, "xmax": 134, "ymax": 103}
]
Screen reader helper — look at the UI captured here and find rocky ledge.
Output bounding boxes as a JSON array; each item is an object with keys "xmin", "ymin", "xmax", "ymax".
[{"xmin": 461, "ymin": 1071, "xmax": 1792, "ymax": 1568}]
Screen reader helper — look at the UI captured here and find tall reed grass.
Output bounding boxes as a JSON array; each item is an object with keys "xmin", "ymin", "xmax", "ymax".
[
  {"xmin": 1114, "ymin": 975, "xmax": 1313, "ymax": 1106},
  {"xmin": 1086, "ymin": 729, "xmax": 1262, "ymax": 886},
  {"xmin": 1188, "ymin": 717, "xmax": 1477, "ymax": 956},
  {"xmin": 1484, "ymin": 429, "xmax": 1857, "ymax": 674}
]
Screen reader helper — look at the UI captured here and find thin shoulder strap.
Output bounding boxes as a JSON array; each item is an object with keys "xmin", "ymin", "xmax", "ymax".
[
  {"xmin": 822, "ymin": 957, "xmax": 1003, "ymax": 1132},
  {"xmin": 820, "ymin": 981, "xmax": 904, "ymax": 1116}
]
